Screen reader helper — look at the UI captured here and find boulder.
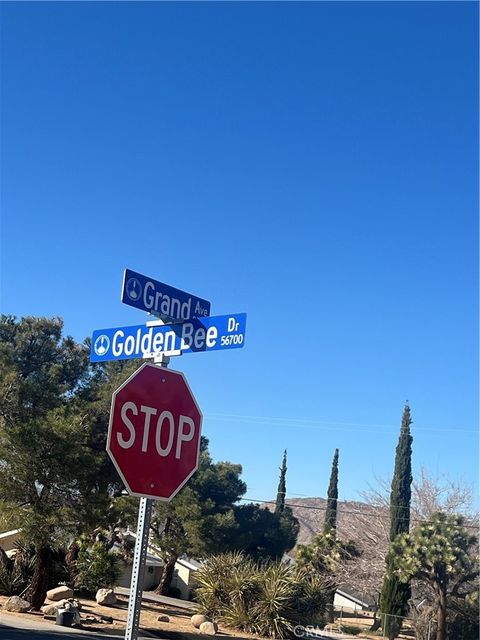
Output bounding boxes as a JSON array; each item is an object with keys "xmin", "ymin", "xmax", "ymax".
[
  {"xmin": 199, "ymin": 621, "xmax": 218, "ymax": 635},
  {"xmin": 191, "ymin": 614, "xmax": 208, "ymax": 628},
  {"xmin": 42, "ymin": 598, "xmax": 81, "ymax": 614},
  {"xmin": 158, "ymin": 614, "xmax": 170, "ymax": 622},
  {"xmin": 41, "ymin": 603, "xmax": 61, "ymax": 616},
  {"xmin": 5, "ymin": 596, "xmax": 31, "ymax": 613},
  {"xmin": 46, "ymin": 586, "xmax": 73, "ymax": 601},
  {"xmin": 95, "ymin": 588, "xmax": 117, "ymax": 606}
]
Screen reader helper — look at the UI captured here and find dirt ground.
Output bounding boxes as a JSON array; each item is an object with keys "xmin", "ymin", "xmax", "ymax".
[
  {"xmin": 327, "ymin": 611, "xmax": 414, "ymax": 639},
  {"xmin": 0, "ymin": 594, "xmax": 258, "ymax": 639}
]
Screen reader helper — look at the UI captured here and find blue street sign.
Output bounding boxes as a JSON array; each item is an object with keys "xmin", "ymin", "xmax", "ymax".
[
  {"xmin": 90, "ymin": 313, "xmax": 247, "ymax": 363},
  {"xmin": 121, "ymin": 268, "xmax": 211, "ymax": 321}
]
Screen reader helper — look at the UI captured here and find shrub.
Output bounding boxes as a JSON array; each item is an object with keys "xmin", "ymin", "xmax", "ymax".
[
  {"xmin": 0, "ymin": 542, "xmax": 35, "ymax": 596},
  {"xmin": 167, "ymin": 586, "xmax": 182, "ymax": 599},
  {"xmin": 340, "ymin": 624, "xmax": 363, "ymax": 635},
  {"xmin": 74, "ymin": 542, "xmax": 119, "ymax": 595},
  {"xmin": 195, "ymin": 552, "xmax": 328, "ymax": 638}
]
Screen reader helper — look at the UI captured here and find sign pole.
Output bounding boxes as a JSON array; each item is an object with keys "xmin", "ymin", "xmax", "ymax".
[
  {"xmin": 125, "ymin": 352, "xmax": 169, "ymax": 640},
  {"xmin": 125, "ymin": 496, "xmax": 153, "ymax": 640}
]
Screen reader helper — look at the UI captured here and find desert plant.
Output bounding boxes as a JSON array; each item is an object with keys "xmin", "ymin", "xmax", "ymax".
[
  {"xmin": 340, "ymin": 624, "xmax": 363, "ymax": 635},
  {"xmin": 0, "ymin": 541, "xmax": 35, "ymax": 596},
  {"xmin": 0, "ymin": 563, "xmax": 27, "ymax": 596},
  {"xmin": 74, "ymin": 542, "xmax": 120, "ymax": 594},
  {"xmin": 195, "ymin": 552, "xmax": 328, "ymax": 638}
]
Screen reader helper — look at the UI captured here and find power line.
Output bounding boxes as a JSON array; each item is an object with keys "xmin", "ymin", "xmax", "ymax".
[
  {"xmin": 239, "ymin": 497, "xmax": 480, "ymax": 530},
  {"xmin": 204, "ymin": 412, "xmax": 477, "ymax": 435}
]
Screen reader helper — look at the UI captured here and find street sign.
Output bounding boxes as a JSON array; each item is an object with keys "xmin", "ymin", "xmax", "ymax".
[
  {"xmin": 121, "ymin": 268, "xmax": 211, "ymax": 321},
  {"xmin": 107, "ymin": 363, "xmax": 202, "ymax": 500},
  {"xmin": 90, "ymin": 312, "xmax": 246, "ymax": 362}
]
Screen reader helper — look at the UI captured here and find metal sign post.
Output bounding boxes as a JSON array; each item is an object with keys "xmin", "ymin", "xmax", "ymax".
[
  {"xmin": 125, "ymin": 496, "xmax": 153, "ymax": 640},
  {"xmin": 125, "ymin": 352, "xmax": 169, "ymax": 640},
  {"xmin": 92, "ymin": 269, "xmax": 243, "ymax": 640}
]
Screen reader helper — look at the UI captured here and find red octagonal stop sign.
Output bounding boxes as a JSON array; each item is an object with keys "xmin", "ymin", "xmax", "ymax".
[{"xmin": 107, "ymin": 363, "xmax": 202, "ymax": 501}]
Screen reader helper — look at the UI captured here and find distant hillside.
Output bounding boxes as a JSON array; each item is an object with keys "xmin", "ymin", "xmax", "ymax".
[{"xmin": 265, "ymin": 496, "xmax": 386, "ymax": 550}]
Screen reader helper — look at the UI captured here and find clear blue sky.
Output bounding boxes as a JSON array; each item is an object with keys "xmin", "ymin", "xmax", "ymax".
[{"xmin": 1, "ymin": 2, "xmax": 478, "ymax": 506}]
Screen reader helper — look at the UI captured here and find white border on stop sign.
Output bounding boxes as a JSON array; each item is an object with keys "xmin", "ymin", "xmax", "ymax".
[{"xmin": 106, "ymin": 362, "xmax": 203, "ymax": 501}]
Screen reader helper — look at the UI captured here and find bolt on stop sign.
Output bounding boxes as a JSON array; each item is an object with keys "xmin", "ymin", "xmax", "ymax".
[{"xmin": 107, "ymin": 363, "xmax": 202, "ymax": 500}]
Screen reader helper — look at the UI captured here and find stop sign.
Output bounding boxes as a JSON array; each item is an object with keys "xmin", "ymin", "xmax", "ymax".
[{"xmin": 107, "ymin": 363, "xmax": 202, "ymax": 500}]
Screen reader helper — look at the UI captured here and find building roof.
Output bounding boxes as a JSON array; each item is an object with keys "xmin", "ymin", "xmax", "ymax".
[
  {"xmin": 0, "ymin": 529, "xmax": 22, "ymax": 540},
  {"xmin": 176, "ymin": 556, "xmax": 202, "ymax": 571},
  {"xmin": 336, "ymin": 586, "xmax": 376, "ymax": 608}
]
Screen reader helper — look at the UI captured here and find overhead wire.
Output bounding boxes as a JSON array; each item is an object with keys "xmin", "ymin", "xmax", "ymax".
[
  {"xmin": 204, "ymin": 412, "xmax": 477, "ymax": 435},
  {"xmin": 238, "ymin": 496, "xmax": 480, "ymax": 530}
]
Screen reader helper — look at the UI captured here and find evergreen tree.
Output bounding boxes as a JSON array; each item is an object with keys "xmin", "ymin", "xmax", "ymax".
[
  {"xmin": 0, "ymin": 317, "xmax": 95, "ymax": 608},
  {"xmin": 151, "ymin": 440, "xmax": 300, "ymax": 594},
  {"xmin": 324, "ymin": 449, "xmax": 339, "ymax": 532},
  {"xmin": 275, "ymin": 450, "xmax": 287, "ymax": 514},
  {"xmin": 379, "ymin": 404, "xmax": 413, "ymax": 639},
  {"xmin": 323, "ymin": 448, "xmax": 339, "ymax": 621},
  {"xmin": 151, "ymin": 436, "xmax": 247, "ymax": 595},
  {"xmin": 0, "ymin": 317, "xmax": 135, "ymax": 608}
]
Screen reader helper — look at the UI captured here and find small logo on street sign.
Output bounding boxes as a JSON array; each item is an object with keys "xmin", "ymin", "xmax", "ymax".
[
  {"xmin": 125, "ymin": 277, "xmax": 142, "ymax": 301},
  {"xmin": 94, "ymin": 334, "xmax": 110, "ymax": 356}
]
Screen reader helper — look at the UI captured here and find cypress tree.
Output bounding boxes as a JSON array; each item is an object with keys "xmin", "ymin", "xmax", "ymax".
[
  {"xmin": 324, "ymin": 448, "xmax": 339, "ymax": 532},
  {"xmin": 275, "ymin": 450, "xmax": 287, "ymax": 514},
  {"xmin": 324, "ymin": 448, "xmax": 340, "ymax": 622},
  {"xmin": 379, "ymin": 404, "xmax": 413, "ymax": 640}
]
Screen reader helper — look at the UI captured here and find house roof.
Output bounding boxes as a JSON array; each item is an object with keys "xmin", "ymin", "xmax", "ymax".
[
  {"xmin": 176, "ymin": 556, "xmax": 202, "ymax": 571},
  {"xmin": 336, "ymin": 586, "xmax": 376, "ymax": 608},
  {"xmin": 0, "ymin": 529, "xmax": 22, "ymax": 540},
  {"xmin": 145, "ymin": 553, "xmax": 163, "ymax": 568}
]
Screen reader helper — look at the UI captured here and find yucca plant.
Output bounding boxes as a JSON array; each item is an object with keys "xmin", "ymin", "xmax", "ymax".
[
  {"xmin": 195, "ymin": 551, "xmax": 249, "ymax": 617},
  {"xmin": 0, "ymin": 541, "xmax": 35, "ymax": 596},
  {"xmin": 250, "ymin": 562, "xmax": 295, "ymax": 638},
  {"xmin": 196, "ymin": 552, "xmax": 328, "ymax": 639}
]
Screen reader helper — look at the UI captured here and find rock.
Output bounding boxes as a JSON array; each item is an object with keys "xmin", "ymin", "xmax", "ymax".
[
  {"xmin": 5, "ymin": 596, "xmax": 31, "ymax": 613},
  {"xmin": 42, "ymin": 598, "xmax": 81, "ymax": 611},
  {"xmin": 46, "ymin": 586, "xmax": 74, "ymax": 601},
  {"xmin": 191, "ymin": 614, "xmax": 208, "ymax": 628},
  {"xmin": 100, "ymin": 615, "xmax": 113, "ymax": 623},
  {"xmin": 41, "ymin": 603, "xmax": 61, "ymax": 616},
  {"xmin": 158, "ymin": 614, "xmax": 170, "ymax": 622},
  {"xmin": 199, "ymin": 621, "xmax": 218, "ymax": 635},
  {"xmin": 95, "ymin": 588, "xmax": 117, "ymax": 606}
]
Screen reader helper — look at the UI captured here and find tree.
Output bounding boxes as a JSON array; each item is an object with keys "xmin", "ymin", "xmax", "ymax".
[
  {"xmin": 0, "ymin": 316, "xmax": 123, "ymax": 608},
  {"xmin": 150, "ymin": 437, "xmax": 247, "ymax": 595},
  {"xmin": 322, "ymin": 448, "xmax": 339, "ymax": 621},
  {"xmin": 275, "ymin": 450, "xmax": 287, "ymax": 514},
  {"xmin": 379, "ymin": 404, "xmax": 413, "ymax": 639},
  {"xmin": 0, "ymin": 317, "xmax": 91, "ymax": 607},
  {"xmin": 151, "ymin": 440, "xmax": 300, "ymax": 594},
  {"xmin": 324, "ymin": 449, "xmax": 339, "ymax": 532},
  {"xmin": 231, "ymin": 503, "xmax": 299, "ymax": 560},
  {"xmin": 389, "ymin": 512, "xmax": 479, "ymax": 640},
  {"xmin": 338, "ymin": 468, "xmax": 477, "ymax": 632},
  {"xmin": 297, "ymin": 528, "xmax": 358, "ymax": 577},
  {"xmin": 296, "ymin": 527, "xmax": 359, "ymax": 625}
]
